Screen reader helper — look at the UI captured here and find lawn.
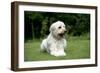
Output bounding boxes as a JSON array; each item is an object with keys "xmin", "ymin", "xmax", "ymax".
[{"xmin": 24, "ymin": 36, "xmax": 90, "ymax": 61}]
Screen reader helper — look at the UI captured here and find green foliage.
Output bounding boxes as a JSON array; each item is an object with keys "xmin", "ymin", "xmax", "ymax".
[
  {"xmin": 24, "ymin": 11, "xmax": 90, "ymax": 40},
  {"xmin": 40, "ymin": 17, "xmax": 49, "ymax": 37}
]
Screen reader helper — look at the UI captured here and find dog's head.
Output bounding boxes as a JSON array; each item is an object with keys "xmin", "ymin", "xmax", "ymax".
[{"xmin": 50, "ymin": 21, "xmax": 66, "ymax": 39}]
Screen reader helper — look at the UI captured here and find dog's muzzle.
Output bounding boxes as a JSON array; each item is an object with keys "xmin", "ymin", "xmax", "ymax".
[{"xmin": 58, "ymin": 30, "xmax": 66, "ymax": 37}]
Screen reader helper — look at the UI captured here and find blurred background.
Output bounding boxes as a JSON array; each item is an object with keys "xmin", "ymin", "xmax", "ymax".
[{"xmin": 24, "ymin": 11, "xmax": 90, "ymax": 40}]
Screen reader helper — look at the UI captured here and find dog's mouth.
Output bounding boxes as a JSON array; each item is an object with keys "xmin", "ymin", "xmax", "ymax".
[{"xmin": 58, "ymin": 33, "xmax": 65, "ymax": 37}]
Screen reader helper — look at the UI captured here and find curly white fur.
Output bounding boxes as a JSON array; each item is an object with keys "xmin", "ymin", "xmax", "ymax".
[{"xmin": 41, "ymin": 21, "xmax": 67, "ymax": 56}]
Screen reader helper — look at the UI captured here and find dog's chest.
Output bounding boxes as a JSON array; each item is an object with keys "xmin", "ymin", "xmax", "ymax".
[{"xmin": 54, "ymin": 40, "xmax": 64, "ymax": 48}]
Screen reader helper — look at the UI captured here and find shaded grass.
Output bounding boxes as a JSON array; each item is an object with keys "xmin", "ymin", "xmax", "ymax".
[{"xmin": 24, "ymin": 36, "xmax": 90, "ymax": 61}]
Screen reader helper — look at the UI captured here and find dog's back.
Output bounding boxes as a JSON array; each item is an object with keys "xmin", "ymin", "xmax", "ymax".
[{"xmin": 41, "ymin": 39, "xmax": 47, "ymax": 51}]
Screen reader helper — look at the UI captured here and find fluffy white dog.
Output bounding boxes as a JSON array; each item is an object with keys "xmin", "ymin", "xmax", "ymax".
[{"xmin": 41, "ymin": 21, "xmax": 67, "ymax": 56}]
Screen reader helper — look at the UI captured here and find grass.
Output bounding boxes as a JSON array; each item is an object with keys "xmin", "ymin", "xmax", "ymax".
[{"xmin": 24, "ymin": 36, "xmax": 90, "ymax": 61}]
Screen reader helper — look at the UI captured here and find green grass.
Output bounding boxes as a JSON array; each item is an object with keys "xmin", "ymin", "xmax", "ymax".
[{"xmin": 24, "ymin": 36, "xmax": 90, "ymax": 61}]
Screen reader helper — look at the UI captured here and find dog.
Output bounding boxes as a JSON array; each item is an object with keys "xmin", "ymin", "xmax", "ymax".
[{"xmin": 41, "ymin": 21, "xmax": 67, "ymax": 57}]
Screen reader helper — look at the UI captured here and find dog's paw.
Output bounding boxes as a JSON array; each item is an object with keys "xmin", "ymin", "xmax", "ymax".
[
  {"xmin": 50, "ymin": 51, "xmax": 66, "ymax": 57},
  {"xmin": 60, "ymin": 52, "xmax": 66, "ymax": 56},
  {"xmin": 50, "ymin": 51, "xmax": 60, "ymax": 57}
]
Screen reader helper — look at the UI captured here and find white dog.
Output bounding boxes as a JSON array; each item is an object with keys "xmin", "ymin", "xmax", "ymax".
[{"xmin": 41, "ymin": 21, "xmax": 67, "ymax": 57}]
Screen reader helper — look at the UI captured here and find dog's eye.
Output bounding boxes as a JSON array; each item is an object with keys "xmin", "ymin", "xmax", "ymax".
[{"xmin": 58, "ymin": 26, "xmax": 61, "ymax": 29}]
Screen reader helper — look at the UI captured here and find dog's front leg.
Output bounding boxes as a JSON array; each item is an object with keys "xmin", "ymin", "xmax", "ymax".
[{"xmin": 49, "ymin": 44, "xmax": 60, "ymax": 57}]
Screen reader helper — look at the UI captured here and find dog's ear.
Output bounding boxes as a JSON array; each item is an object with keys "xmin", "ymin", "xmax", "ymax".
[{"xmin": 49, "ymin": 24, "xmax": 55, "ymax": 32}]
